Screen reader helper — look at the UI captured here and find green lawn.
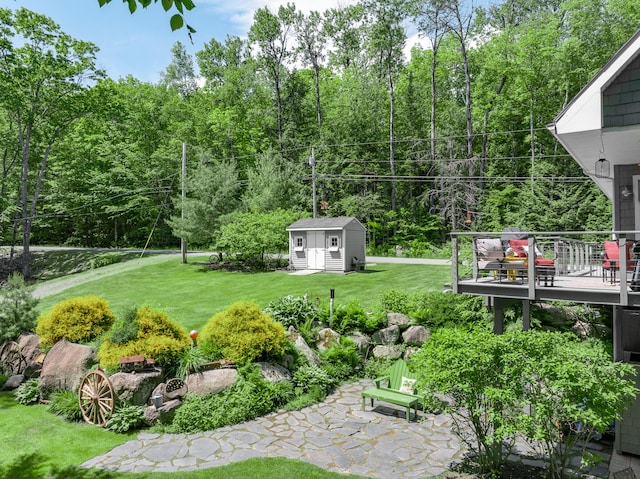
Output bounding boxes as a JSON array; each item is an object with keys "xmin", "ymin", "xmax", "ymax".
[{"xmin": 37, "ymin": 256, "xmax": 450, "ymax": 332}]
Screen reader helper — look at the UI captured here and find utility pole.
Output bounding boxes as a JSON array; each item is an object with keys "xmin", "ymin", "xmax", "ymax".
[
  {"xmin": 309, "ymin": 147, "xmax": 316, "ymax": 218},
  {"xmin": 181, "ymin": 142, "xmax": 187, "ymax": 264}
]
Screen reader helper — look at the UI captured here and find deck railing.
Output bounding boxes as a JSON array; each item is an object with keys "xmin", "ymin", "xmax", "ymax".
[{"xmin": 450, "ymin": 230, "xmax": 640, "ymax": 306}]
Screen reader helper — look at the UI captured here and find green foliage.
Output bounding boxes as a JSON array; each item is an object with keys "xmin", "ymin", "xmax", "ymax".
[
  {"xmin": 89, "ymin": 253, "xmax": 122, "ymax": 269},
  {"xmin": 176, "ymin": 346, "xmax": 210, "ymax": 379},
  {"xmin": 97, "ymin": 306, "xmax": 190, "ymax": 371},
  {"xmin": 199, "ymin": 301, "xmax": 287, "ymax": 362},
  {"xmin": 36, "ymin": 296, "xmax": 115, "ymax": 347},
  {"xmin": 13, "ymin": 379, "xmax": 40, "ymax": 405},
  {"xmin": 292, "ymin": 364, "xmax": 336, "ymax": 395},
  {"xmin": 169, "ymin": 364, "xmax": 292, "ymax": 433},
  {"xmin": 0, "ymin": 273, "xmax": 39, "ymax": 342},
  {"xmin": 265, "ymin": 295, "xmax": 319, "ymax": 329},
  {"xmin": 319, "ymin": 337, "xmax": 360, "ymax": 381},
  {"xmin": 319, "ymin": 300, "xmax": 368, "ymax": 335},
  {"xmin": 107, "ymin": 306, "xmax": 139, "ymax": 344},
  {"xmin": 283, "ymin": 385, "xmax": 327, "ymax": 411},
  {"xmin": 105, "ymin": 404, "xmax": 146, "ymax": 433},
  {"xmin": 48, "ymin": 390, "xmax": 82, "ymax": 422},
  {"xmin": 413, "ymin": 328, "xmax": 638, "ymax": 478},
  {"xmin": 0, "ymin": 374, "xmax": 7, "ymax": 389},
  {"xmin": 215, "ymin": 209, "xmax": 302, "ymax": 267},
  {"xmin": 0, "ymin": 452, "xmax": 117, "ymax": 479},
  {"xmin": 361, "ymin": 357, "xmax": 395, "ymax": 379}
]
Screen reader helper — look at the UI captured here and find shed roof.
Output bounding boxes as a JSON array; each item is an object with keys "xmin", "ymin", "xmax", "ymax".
[{"xmin": 287, "ymin": 216, "xmax": 365, "ymax": 231}]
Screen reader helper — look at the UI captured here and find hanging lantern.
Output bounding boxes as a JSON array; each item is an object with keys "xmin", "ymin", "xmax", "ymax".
[{"xmin": 595, "ymin": 154, "xmax": 610, "ymax": 178}]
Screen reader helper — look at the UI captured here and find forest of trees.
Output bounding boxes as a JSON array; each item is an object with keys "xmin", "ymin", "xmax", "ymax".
[{"xmin": 1, "ymin": 0, "xmax": 640, "ymax": 276}]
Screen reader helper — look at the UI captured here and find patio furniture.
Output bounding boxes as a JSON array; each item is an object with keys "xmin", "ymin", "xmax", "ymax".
[
  {"xmin": 602, "ymin": 240, "xmax": 635, "ymax": 283},
  {"xmin": 361, "ymin": 359, "xmax": 424, "ymax": 421},
  {"xmin": 509, "ymin": 238, "xmax": 556, "ymax": 286},
  {"xmin": 612, "ymin": 467, "xmax": 637, "ymax": 479},
  {"xmin": 474, "ymin": 238, "xmax": 505, "ymax": 280}
]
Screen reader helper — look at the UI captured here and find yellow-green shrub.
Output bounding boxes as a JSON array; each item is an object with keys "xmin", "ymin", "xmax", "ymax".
[
  {"xmin": 98, "ymin": 306, "xmax": 190, "ymax": 370},
  {"xmin": 199, "ymin": 301, "xmax": 287, "ymax": 362},
  {"xmin": 36, "ymin": 295, "xmax": 115, "ymax": 347}
]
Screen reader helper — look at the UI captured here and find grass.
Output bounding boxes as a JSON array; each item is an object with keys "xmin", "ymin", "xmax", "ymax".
[{"xmin": 36, "ymin": 255, "xmax": 450, "ymax": 332}]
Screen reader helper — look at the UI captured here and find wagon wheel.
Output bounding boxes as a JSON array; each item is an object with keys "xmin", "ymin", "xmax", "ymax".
[
  {"xmin": 78, "ymin": 368, "xmax": 115, "ymax": 427},
  {"xmin": 165, "ymin": 378, "xmax": 187, "ymax": 399},
  {"xmin": 0, "ymin": 341, "xmax": 25, "ymax": 375}
]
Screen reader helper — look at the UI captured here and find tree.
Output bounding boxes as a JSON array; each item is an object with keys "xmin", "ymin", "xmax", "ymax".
[
  {"xmin": 414, "ymin": 328, "xmax": 637, "ymax": 478},
  {"xmin": 97, "ymin": 0, "xmax": 196, "ymax": 36},
  {"xmin": 0, "ymin": 273, "xmax": 39, "ymax": 343},
  {"xmin": 0, "ymin": 8, "xmax": 103, "ymax": 277},
  {"xmin": 161, "ymin": 41, "xmax": 199, "ymax": 97}
]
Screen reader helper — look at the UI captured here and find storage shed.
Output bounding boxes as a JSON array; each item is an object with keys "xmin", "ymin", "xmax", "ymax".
[{"xmin": 286, "ymin": 217, "xmax": 366, "ymax": 273}]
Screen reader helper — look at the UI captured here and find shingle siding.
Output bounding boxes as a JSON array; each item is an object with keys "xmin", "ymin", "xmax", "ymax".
[{"xmin": 603, "ymin": 55, "xmax": 640, "ymax": 128}]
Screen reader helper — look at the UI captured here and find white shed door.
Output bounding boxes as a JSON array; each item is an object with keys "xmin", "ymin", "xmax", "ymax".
[{"xmin": 307, "ymin": 231, "xmax": 325, "ymax": 269}]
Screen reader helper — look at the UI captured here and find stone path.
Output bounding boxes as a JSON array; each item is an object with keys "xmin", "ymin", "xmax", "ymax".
[{"xmin": 82, "ymin": 379, "xmax": 612, "ymax": 478}]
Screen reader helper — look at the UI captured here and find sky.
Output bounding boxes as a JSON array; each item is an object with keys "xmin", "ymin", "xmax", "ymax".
[{"xmin": 1, "ymin": 0, "xmax": 371, "ymax": 83}]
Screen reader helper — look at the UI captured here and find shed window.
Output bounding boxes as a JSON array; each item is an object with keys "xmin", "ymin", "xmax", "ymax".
[
  {"xmin": 328, "ymin": 236, "xmax": 340, "ymax": 251},
  {"xmin": 293, "ymin": 236, "xmax": 304, "ymax": 251}
]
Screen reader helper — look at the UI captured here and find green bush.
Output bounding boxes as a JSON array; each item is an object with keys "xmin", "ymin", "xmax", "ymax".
[
  {"xmin": 48, "ymin": 390, "xmax": 82, "ymax": 422},
  {"xmin": 105, "ymin": 404, "xmax": 146, "ymax": 433},
  {"xmin": 14, "ymin": 379, "xmax": 40, "ymax": 405},
  {"xmin": 319, "ymin": 337, "xmax": 361, "ymax": 381},
  {"xmin": 175, "ymin": 346, "xmax": 210, "ymax": 379},
  {"xmin": 0, "ymin": 273, "xmax": 39, "ymax": 343},
  {"xmin": 108, "ymin": 306, "xmax": 139, "ymax": 345},
  {"xmin": 362, "ymin": 357, "xmax": 395, "ymax": 379},
  {"xmin": 90, "ymin": 253, "xmax": 122, "ymax": 269},
  {"xmin": 0, "ymin": 373, "xmax": 7, "ymax": 389},
  {"xmin": 292, "ymin": 364, "xmax": 336, "ymax": 394},
  {"xmin": 319, "ymin": 300, "xmax": 368, "ymax": 335},
  {"xmin": 169, "ymin": 364, "xmax": 292, "ymax": 433},
  {"xmin": 283, "ymin": 385, "xmax": 327, "ymax": 411},
  {"xmin": 97, "ymin": 306, "xmax": 190, "ymax": 371},
  {"xmin": 36, "ymin": 296, "xmax": 115, "ymax": 347},
  {"xmin": 199, "ymin": 301, "xmax": 287, "ymax": 362},
  {"xmin": 265, "ymin": 295, "xmax": 319, "ymax": 329}
]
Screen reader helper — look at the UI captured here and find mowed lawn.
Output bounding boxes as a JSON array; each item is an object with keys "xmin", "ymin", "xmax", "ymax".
[{"xmin": 36, "ymin": 256, "xmax": 451, "ymax": 332}]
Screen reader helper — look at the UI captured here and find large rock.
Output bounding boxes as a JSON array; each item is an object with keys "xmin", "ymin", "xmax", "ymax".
[
  {"xmin": 348, "ymin": 332, "xmax": 371, "ymax": 355},
  {"xmin": 316, "ymin": 328, "xmax": 340, "ymax": 350},
  {"xmin": 143, "ymin": 398, "xmax": 182, "ymax": 425},
  {"xmin": 184, "ymin": 368, "xmax": 238, "ymax": 396},
  {"xmin": 1, "ymin": 374, "xmax": 25, "ymax": 391},
  {"xmin": 110, "ymin": 369, "xmax": 164, "ymax": 406},
  {"xmin": 402, "ymin": 325, "xmax": 430, "ymax": 346},
  {"xmin": 17, "ymin": 333, "xmax": 43, "ymax": 379},
  {"xmin": 39, "ymin": 340, "xmax": 97, "ymax": 393},
  {"xmin": 289, "ymin": 332, "xmax": 320, "ymax": 366},
  {"xmin": 387, "ymin": 312, "xmax": 411, "ymax": 329},
  {"xmin": 372, "ymin": 345, "xmax": 403, "ymax": 360},
  {"xmin": 371, "ymin": 325, "xmax": 400, "ymax": 345},
  {"xmin": 256, "ymin": 362, "xmax": 291, "ymax": 383}
]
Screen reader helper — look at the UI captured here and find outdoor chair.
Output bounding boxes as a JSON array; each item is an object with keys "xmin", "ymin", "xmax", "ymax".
[
  {"xmin": 602, "ymin": 240, "xmax": 635, "ymax": 283},
  {"xmin": 508, "ymin": 238, "xmax": 556, "ymax": 286},
  {"xmin": 474, "ymin": 238, "xmax": 505, "ymax": 280}
]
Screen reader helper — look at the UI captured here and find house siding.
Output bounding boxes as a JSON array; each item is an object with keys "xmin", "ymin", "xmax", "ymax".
[
  {"xmin": 289, "ymin": 232, "xmax": 307, "ymax": 270},
  {"xmin": 603, "ymin": 55, "xmax": 640, "ymax": 127},
  {"xmin": 614, "ymin": 164, "xmax": 640, "ymax": 232}
]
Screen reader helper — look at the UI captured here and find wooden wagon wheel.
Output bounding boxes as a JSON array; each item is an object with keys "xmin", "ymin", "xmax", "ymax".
[
  {"xmin": 165, "ymin": 377, "xmax": 187, "ymax": 399},
  {"xmin": 0, "ymin": 341, "xmax": 25, "ymax": 375},
  {"xmin": 78, "ymin": 368, "xmax": 115, "ymax": 427}
]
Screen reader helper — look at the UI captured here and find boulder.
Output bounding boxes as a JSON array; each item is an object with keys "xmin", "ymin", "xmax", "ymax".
[
  {"xmin": 1, "ymin": 374, "xmax": 25, "ymax": 390},
  {"xmin": 256, "ymin": 362, "xmax": 291, "ymax": 383},
  {"xmin": 289, "ymin": 332, "xmax": 320, "ymax": 366},
  {"xmin": 316, "ymin": 328, "xmax": 340, "ymax": 350},
  {"xmin": 372, "ymin": 345, "xmax": 403, "ymax": 360},
  {"xmin": 371, "ymin": 325, "xmax": 400, "ymax": 345},
  {"xmin": 17, "ymin": 333, "xmax": 41, "ymax": 363},
  {"xmin": 387, "ymin": 312, "xmax": 411, "ymax": 329},
  {"xmin": 110, "ymin": 369, "xmax": 164, "ymax": 406},
  {"xmin": 184, "ymin": 368, "xmax": 238, "ymax": 396},
  {"xmin": 402, "ymin": 325, "xmax": 430, "ymax": 346},
  {"xmin": 39, "ymin": 340, "xmax": 97, "ymax": 393},
  {"xmin": 143, "ymin": 398, "xmax": 182, "ymax": 425},
  {"xmin": 348, "ymin": 332, "xmax": 371, "ymax": 355}
]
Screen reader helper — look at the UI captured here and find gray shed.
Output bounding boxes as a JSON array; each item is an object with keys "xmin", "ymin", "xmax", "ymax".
[{"xmin": 286, "ymin": 217, "xmax": 366, "ymax": 272}]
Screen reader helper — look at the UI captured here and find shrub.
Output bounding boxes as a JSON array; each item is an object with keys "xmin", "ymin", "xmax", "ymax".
[
  {"xmin": 175, "ymin": 346, "xmax": 210, "ymax": 379},
  {"xmin": 318, "ymin": 300, "xmax": 368, "ymax": 335},
  {"xmin": 105, "ymin": 404, "xmax": 146, "ymax": 433},
  {"xmin": 14, "ymin": 379, "xmax": 40, "ymax": 405},
  {"xmin": 48, "ymin": 390, "xmax": 82, "ymax": 422},
  {"xmin": 292, "ymin": 364, "xmax": 336, "ymax": 395},
  {"xmin": 108, "ymin": 306, "xmax": 139, "ymax": 345},
  {"xmin": 0, "ymin": 273, "xmax": 39, "ymax": 343},
  {"xmin": 98, "ymin": 306, "xmax": 190, "ymax": 371},
  {"xmin": 199, "ymin": 301, "xmax": 287, "ymax": 362},
  {"xmin": 90, "ymin": 253, "xmax": 122, "ymax": 269},
  {"xmin": 36, "ymin": 296, "xmax": 115, "ymax": 347},
  {"xmin": 362, "ymin": 357, "xmax": 395, "ymax": 379},
  {"xmin": 319, "ymin": 337, "xmax": 361, "ymax": 381},
  {"xmin": 264, "ymin": 295, "xmax": 319, "ymax": 329}
]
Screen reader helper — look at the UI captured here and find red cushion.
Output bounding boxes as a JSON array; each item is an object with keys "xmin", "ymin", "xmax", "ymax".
[
  {"xmin": 509, "ymin": 239, "xmax": 528, "ymax": 257},
  {"xmin": 535, "ymin": 259, "xmax": 554, "ymax": 266}
]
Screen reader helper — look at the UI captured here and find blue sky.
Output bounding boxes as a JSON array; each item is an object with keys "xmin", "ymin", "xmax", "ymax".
[{"xmin": 2, "ymin": 0, "xmax": 360, "ymax": 83}]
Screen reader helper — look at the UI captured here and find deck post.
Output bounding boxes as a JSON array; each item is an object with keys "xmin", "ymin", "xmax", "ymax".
[
  {"xmin": 613, "ymin": 306, "xmax": 623, "ymax": 362},
  {"xmin": 493, "ymin": 297, "xmax": 504, "ymax": 334},
  {"xmin": 522, "ymin": 300, "xmax": 530, "ymax": 331},
  {"xmin": 452, "ymin": 236, "xmax": 459, "ymax": 293},
  {"xmin": 620, "ymin": 237, "xmax": 629, "ymax": 306}
]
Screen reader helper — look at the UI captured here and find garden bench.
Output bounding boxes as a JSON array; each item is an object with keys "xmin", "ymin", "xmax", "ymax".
[
  {"xmin": 352, "ymin": 257, "xmax": 366, "ymax": 272},
  {"xmin": 361, "ymin": 359, "xmax": 424, "ymax": 421}
]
